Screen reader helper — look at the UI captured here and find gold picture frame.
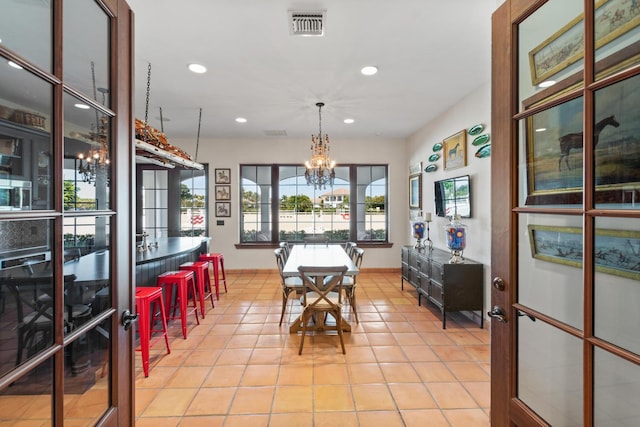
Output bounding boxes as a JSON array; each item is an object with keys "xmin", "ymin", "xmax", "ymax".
[
  {"xmin": 528, "ymin": 225, "xmax": 640, "ymax": 281},
  {"xmin": 443, "ymin": 130, "xmax": 466, "ymax": 171},
  {"xmin": 529, "ymin": 0, "xmax": 640, "ymax": 85}
]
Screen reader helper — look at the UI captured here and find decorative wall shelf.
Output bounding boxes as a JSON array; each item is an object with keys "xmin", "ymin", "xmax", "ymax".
[{"xmin": 135, "ymin": 139, "xmax": 204, "ymax": 170}]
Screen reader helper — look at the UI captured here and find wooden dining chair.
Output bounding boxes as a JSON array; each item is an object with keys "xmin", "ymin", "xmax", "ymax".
[
  {"xmin": 274, "ymin": 248, "xmax": 303, "ymax": 325},
  {"xmin": 278, "ymin": 242, "xmax": 291, "ymax": 262},
  {"xmin": 341, "ymin": 247, "xmax": 364, "ymax": 323},
  {"xmin": 297, "ymin": 265, "xmax": 348, "ymax": 355}
]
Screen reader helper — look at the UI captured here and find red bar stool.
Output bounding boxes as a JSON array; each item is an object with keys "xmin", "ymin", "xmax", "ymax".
[
  {"xmin": 135, "ymin": 287, "xmax": 170, "ymax": 377},
  {"xmin": 199, "ymin": 253, "xmax": 228, "ymax": 300},
  {"xmin": 179, "ymin": 261, "xmax": 215, "ymax": 317},
  {"xmin": 157, "ymin": 270, "xmax": 200, "ymax": 339}
]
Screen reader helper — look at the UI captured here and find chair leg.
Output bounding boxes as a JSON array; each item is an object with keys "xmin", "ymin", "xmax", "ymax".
[
  {"xmin": 298, "ymin": 311, "xmax": 308, "ymax": 355},
  {"xmin": 279, "ymin": 290, "xmax": 288, "ymax": 326},
  {"xmin": 335, "ymin": 310, "xmax": 346, "ymax": 354},
  {"xmin": 350, "ymin": 290, "xmax": 359, "ymax": 323}
]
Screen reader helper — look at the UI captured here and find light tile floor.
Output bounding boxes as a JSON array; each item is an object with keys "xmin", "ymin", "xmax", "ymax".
[{"xmin": 135, "ymin": 270, "xmax": 490, "ymax": 427}]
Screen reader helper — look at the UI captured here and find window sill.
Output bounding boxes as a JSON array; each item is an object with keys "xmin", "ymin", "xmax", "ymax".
[{"xmin": 235, "ymin": 242, "xmax": 394, "ymax": 249}]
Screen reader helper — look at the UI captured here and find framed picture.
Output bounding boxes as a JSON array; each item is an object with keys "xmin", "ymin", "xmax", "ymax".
[
  {"xmin": 215, "ymin": 185, "xmax": 231, "ymax": 200},
  {"xmin": 524, "ymin": 74, "xmax": 638, "ymax": 206},
  {"xmin": 215, "ymin": 202, "xmax": 231, "ymax": 217},
  {"xmin": 528, "ymin": 0, "xmax": 640, "ymax": 85},
  {"xmin": 409, "ymin": 173, "xmax": 422, "ymax": 210},
  {"xmin": 443, "ymin": 130, "xmax": 466, "ymax": 171},
  {"xmin": 528, "ymin": 225, "xmax": 640, "ymax": 281},
  {"xmin": 215, "ymin": 168, "xmax": 231, "ymax": 184}
]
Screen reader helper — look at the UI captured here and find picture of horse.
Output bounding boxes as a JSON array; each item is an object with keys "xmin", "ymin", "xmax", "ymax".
[
  {"xmin": 443, "ymin": 130, "xmax": 467, "ymax": 171},
  {"xmin": 525, "ymin": 73, "xmax": 640, "ymax": 204}
]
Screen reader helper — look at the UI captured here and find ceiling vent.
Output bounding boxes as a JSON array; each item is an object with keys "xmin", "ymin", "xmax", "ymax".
[
  {"xmin": 263, "ymin": 130, "xmax": 288, "ymax": 137},
  {"xmin": 289, "ymin": 10, "xmax": 326, "ymax": 36}
]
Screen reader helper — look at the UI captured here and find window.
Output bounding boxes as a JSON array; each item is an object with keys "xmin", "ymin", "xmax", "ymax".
[
  {"xmin": 179, "ymin": 168, "xmax": 208, "ymax": 236},
  {"xmin": 240, "ymin": 164, "xmax": 388, "ymax": 244},
  {"xmin": 141, "ymin": 169, "xmax": 168, "ymax": 238}
]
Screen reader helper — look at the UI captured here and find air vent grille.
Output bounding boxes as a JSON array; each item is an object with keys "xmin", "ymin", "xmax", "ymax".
[
  {"xmin": 263, "ymin": 130, "xmax": 288, "ymax": 137},
  {"xmin": 289, "ymin": 10, "xmax": 326, "ymax": 36}
]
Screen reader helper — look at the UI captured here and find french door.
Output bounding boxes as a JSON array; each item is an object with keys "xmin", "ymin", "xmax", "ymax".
[
  {"xmin": 0, "ymin": 0, "xmax": 135, "ymax": 425},
  {"xmin": 491, "ymin": 0, "xmax": 640, "ymax": 426}
]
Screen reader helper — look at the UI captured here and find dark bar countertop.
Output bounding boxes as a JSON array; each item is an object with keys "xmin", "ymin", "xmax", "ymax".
[{"xmin": 135, "ymin": 237, "xmax": 209, "ymax": 265}]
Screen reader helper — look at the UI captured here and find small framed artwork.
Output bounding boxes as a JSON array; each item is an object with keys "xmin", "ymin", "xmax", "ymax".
[
  {"xmin": 216, "ymin": 202, "xmax": 231, "ymax": 217},
  {"xmin": 215, "ymin": 168, "xmax": 231, "ymax": 184},
  {"xmin": 409, "ymin": 173, "xmax": 422, "ymax": 210},
  {"xmin": 215, "ymin": 185, "xmax": 231, "ymax": 200},
  {"xmin": 443, "ymin": 130, "xmax": 467, "ymax": 171}
]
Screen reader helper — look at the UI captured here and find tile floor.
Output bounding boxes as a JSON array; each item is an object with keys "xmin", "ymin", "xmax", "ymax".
[{"xmin": 135, "ymin": 269, "xmax": 490, "ymax": 427}]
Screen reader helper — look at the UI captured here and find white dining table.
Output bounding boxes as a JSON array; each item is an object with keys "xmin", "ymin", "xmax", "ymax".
[
  {"xmin": 282, "ymin": 244, "xmax": 359, "ymax": 333},
  {"xmin": 282, "ymin": 244, "xmax": 359, "ymax": 277}
]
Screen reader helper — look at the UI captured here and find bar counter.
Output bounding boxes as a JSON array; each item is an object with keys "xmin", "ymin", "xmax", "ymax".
[{"xmin": 135, "ymin": 237, "xmax": 209, "ymax": 287}]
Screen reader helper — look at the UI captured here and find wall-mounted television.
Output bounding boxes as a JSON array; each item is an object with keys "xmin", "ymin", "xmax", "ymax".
[{"xmin": 434, "ymin": 175, "xmax": 471, "ymax": 218}]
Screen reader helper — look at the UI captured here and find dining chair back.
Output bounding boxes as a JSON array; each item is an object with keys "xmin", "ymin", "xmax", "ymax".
[
  {"xmin": 342, "ymin": 247, "xmax": 364, "ymax": 323},
  {"xmin": 274, "ymin": 248, "xmax": 304, "ymax": 325},
  {"xmin": 303, "ymin": 235, "xmax": 329, "ymax": 247},
  {"xmin": 278, "ymin": 242, "xmax": 291, "ymax": 262},
  {"xmin": 344, "ymin": 241, "xmax": 357, "ymax": 258},
  {"xmin": 297, "ymin": 265, "xmax": 348, "ymax": 355}
]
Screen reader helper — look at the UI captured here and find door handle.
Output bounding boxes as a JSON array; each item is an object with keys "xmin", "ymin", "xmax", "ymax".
[
  {"xmin": 487, "ymin": 305, "xmax": 507, "ymax": 323},
  {"xmin": 121, "ymin": 309, "xmax": 138, "ymax": 331}
]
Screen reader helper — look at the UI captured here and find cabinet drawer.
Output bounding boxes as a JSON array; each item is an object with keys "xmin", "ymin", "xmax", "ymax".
[
  {"xmin": 429, "ymin": 280, "xmax": 444, "ymax": 306},
  {"xmin": 430, "ymin": 261, "xmax": 443, "ymax": 282}
]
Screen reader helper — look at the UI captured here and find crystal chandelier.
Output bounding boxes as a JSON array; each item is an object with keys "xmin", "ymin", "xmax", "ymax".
[
  {"xmin": 78, "ymin": 62, "xmax": 110, "ymax": 184},
  {"xmin": 304, "ymin": 102, "xmax": 336, "ymax": 189},
  {"xmin": 78, "ymin": 114, "xmax": 110, "ymax": 184}
]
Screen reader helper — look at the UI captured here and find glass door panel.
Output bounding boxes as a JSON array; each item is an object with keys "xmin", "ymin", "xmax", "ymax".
[
  {"xmin": 518, "ymin": 317, "xmax": 583, "ymax": 426},
  {"xmin": 518, "ymin": 213, "xmax": 584, "ymax": 329},
  {"xmin": 593, "ymin": 217, "xmax": 640, "ymax": 355},
  {"xmin": 518, "ymin": 0, "xmax": 584, "ymax": 111},
  {"xmin": 63, "ymin": 0, "xmax": 110, "ymax": 108},
  {"xmin": 594, "ymin": 348, "xmax": 640, "ymax": 426},
  {"xmin": 518, "ymin": 97, "xmax": 584, "ymax": 207},
  {"xmin": 594, "ymin": 74, "xmax": 640, "ymax": 209},
  {"xmin": 593, "ymin": 0, "xmax": 640, "ymax": 82},
  {"xmin": 0, "ymin": 2, "xmax": 52, "ymax": 72}
]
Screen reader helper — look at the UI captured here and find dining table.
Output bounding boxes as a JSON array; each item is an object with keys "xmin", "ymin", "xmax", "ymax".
[{"xmin": 282, "ymin": 244, "xmax": 359, "ymax": 333}]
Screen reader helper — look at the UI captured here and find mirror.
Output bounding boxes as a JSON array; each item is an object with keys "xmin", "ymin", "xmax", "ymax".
[{"xmin": 434, "ymin": 175, "xmax": 471, "ymax": 218}]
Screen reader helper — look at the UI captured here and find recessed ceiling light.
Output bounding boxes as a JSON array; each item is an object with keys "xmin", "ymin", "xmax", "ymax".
[
  {"xmin": 538, "ymin": 80, "xmax": 556, "ymax": 88},
  {"xmin": 360, "ymin": 66, "xmax": 378, "ymax": 76},
  {"xmin": 535, "ymin": 127, "xmax": 547, "ymax": 132},
  {"xmin": 235, "ymin": 117, "xmax": 247, "ymax": 123},
  {"xmin": 74, "ymin": 103, "xmax": 90, "ymax": 109},
  {"xmin": 343, "ymin": 118, "xmax": 354, "ymax": 124},
  {"xmin": 188, "ymin": 63, "xmax": 207, "ymax": 74},
  {"xmin": 8, "ymin": 60, "xmax": 23, "ymax": 70}
]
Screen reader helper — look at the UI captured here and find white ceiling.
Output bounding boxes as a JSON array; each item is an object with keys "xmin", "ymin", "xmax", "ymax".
[{"xmin": 127, "ymin": 0, "xmax": 498, "ymax": 141}]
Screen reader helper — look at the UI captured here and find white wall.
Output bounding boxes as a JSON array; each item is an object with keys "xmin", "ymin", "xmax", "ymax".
[
  {"xmin": 406, "ymin": 82, "xmax": 492, "ymax": 312},
  {"xmin": 172, "ymin": 136, "xmax": 408, "ymax": 270}
]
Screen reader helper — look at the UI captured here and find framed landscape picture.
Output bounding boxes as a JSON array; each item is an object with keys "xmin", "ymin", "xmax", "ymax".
[{"xmin": 409, "ymin": 173, "xmax": 422, "ymax": 210}]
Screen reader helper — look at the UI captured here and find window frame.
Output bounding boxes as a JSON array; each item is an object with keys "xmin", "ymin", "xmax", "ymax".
[{"xmin": 239, "ymin": 163, "xmax": 390, "ymax": 247}]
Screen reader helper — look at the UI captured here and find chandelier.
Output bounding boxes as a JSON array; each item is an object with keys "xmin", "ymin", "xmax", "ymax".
[
  {"xmin": 304, "ymin": 102, "xmax": 336, "ymax": 189},
  {"xmin": 77, "ymin": 115, "xmax": 110, "ymax": 184},
  {"xmin": 78, "ymin": 62, "xmax": 110, "ymax": 184}
]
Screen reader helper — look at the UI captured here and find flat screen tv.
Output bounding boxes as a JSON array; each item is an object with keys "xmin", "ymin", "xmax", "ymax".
[{"xmin": 434, "ymin": 175, "xmax": 471, "ymax": 218}]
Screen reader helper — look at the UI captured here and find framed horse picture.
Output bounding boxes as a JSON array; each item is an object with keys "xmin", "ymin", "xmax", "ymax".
[
  {"xmin": 524, "ymin": 74, "xmax": 639, "ymax": 206},
  {"xmin": 443, "ymin": 130, "xmax": 467, "ymax": 171}
]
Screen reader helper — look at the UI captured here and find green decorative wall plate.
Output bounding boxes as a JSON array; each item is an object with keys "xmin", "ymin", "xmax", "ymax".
[
  {"xmin": 428, "ymin": 153, "xmax": 439, "ymax": 162},
  {"xmin": 424, "ymin": 163, "xmax": 437, "ymax": 172},
  {"xmin": 468, "ymin": 123, "xmax": 484, "ymax": 135},
  {"xmin": 432, "ymin": 142, "xmax": 443, "ymax": 152},
  {"xmin": 472, "ymin": 133, "xmax": 490, "ymax": 146},
  {"xmin": 475, "ymin": 144, "xmax": 491, "ymax": 158}
]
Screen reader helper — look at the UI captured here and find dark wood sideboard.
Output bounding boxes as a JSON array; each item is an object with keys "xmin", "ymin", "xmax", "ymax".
[{"xmin": 401, "ymin": 246, "xmax": 483, "ymax": 329}]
